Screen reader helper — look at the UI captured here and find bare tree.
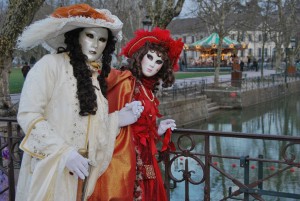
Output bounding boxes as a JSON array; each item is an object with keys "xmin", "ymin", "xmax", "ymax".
[
  {"xmin": 91, "ymin": 0, "xmax": 186, "ymax": 64},
  {"xmin": 0, "ymin": 0, "xmax": 45, "ymax": 116},
  {"xmin": 267, "ymin": 0, "xmax": 299, "ymax": 73},
  {"xmin": 145, "ymin": 0, "xmax": 185, "ymax": 28},
  {"xmin": 196, "ymin": 0, "xmax": 244, "ymax": 86},
  {"xmin": 257, "ymin": 0, "xmax": 276, "ymax": 78}
]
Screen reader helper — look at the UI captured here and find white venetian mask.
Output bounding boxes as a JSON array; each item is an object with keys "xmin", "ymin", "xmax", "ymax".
[
  {"xmin": 141, "ymin": 50, "xmax": 164, "ymax": 77},
  {"xmin": 79, "ymin": 27, "xmax": 108, "ymax": 62}
]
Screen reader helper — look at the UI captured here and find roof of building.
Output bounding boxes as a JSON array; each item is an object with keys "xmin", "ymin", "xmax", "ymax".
[{"xmin": 167, "ymin": 17, "xmax": 208, "ymax": 35}]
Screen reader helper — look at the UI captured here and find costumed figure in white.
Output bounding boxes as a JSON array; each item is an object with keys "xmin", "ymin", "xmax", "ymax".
[{"xmin": 15, "ymin": 4, "xmax": 144, "ymax": 201}]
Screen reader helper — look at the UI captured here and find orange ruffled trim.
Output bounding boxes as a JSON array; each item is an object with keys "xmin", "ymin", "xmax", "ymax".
[{"xmin": 52, "ymin": 4, "xmax": 114, "ymax": 23}]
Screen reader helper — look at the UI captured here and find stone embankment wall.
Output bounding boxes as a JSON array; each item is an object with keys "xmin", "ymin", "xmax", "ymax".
[
  {"xmin": 242, "ymin": 81, "xmax": 300, "ymax": 107},
  {"xmin": 158, "ymin": 95, "xmax": 208, "ymax": 127},
  {"xmin": 159, "ymin": 80, "xmax": 300, "ymax": 126},
  {"xmin": 206, "ymin": 80, "xmax": 300, "ymax": 108}
]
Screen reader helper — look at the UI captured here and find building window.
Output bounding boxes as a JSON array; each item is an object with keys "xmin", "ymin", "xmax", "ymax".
[
  {"xmin": 264, "ymin": 48, "xmax": 268, "ymax": 57},
  {"xmin": 258, "ymin": 48, "xmax": 262, "ymax": 57},
  {"xmin": 183, "ymin": 36, "xmax": 186, "ymax": 43},
  {"xmin": 231, "ymin": 34, "xmax": 235, "ymax": 40},
  {"xmin": 272, "ymin": 48, "xmax": 276, "ymax": 57},
  {"xmin": 192, "ymin": 36, "xmax": 195, "ymax": 43},
  {"xmin": 258, "ymin": 34, "xmax": 262, "ymax": 41},
  {"xmin": 248, "ymin": 48, "xmax": 252, "ymax": 55},
  {"xmin": 241, "ymin": 32, "xmax": 245, "ymax": 41},
  {"xmin": 248, "ymin": 34, "xmax": 252, "ymax": 42}
]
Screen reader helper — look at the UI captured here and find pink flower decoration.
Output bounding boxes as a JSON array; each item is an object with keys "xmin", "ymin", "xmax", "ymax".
[
  {"xmin": 213, "ymin": 162, "xmax": 218, "ymax": 166},
  {"xmin": 269, "ymin": 166, "xmax": 275, "ymax": 171},
  {"xmin": 230, "ymin": 92, "xmax": 237, "ymax": 98}
]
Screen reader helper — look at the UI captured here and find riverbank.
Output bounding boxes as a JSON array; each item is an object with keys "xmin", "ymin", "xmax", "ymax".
[
  {"xmin": 159, "ymin": 70, "xmax": 300, "ymax": 127},
  {"xmin": 9, "ymin": 69, "xmax": 277, "ymax": 105}
]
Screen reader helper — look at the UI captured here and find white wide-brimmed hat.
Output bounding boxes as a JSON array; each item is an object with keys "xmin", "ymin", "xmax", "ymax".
[{"xmin": 17, "ymin": 4, "xmax": 123, "ymax": 53}]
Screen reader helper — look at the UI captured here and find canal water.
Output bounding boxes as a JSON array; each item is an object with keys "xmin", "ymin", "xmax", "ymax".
[{"xmin": 169, "ymin": 92, "xmax": 300, "ymax": 201}]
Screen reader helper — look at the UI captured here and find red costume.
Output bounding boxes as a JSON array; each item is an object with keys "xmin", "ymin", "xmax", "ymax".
[
  {"xmin": 132, "ymin": 78, "xmax": 168, "ymax": 201},
  {"xmin": 89, "ymin": 28, "xmax": 183, "ymax": 201}
]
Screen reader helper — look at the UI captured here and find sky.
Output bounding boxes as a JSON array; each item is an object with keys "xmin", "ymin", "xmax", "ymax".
[{"xmin": 178, "ymin": 0, "xmax": 199, "ymax": 18}]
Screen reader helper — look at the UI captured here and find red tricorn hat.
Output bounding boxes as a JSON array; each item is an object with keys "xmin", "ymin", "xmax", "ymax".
[{"xmin": 121, "ymin": 27, "xmax": 184, "ymax": 71}]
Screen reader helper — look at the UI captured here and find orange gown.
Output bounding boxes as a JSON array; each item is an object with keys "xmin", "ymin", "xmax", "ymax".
[{"xmin": 88, "ymin": 69, "xmax": 136, "ymax": 201}]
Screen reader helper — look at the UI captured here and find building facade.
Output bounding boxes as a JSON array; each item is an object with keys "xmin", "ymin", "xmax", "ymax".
[{"xmin": 167, "ymin": 18, "xmax": 277, "ymax": 67}]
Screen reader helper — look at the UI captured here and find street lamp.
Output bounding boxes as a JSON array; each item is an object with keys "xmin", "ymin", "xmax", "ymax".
[
  {"xmin": 183, "ymin": 45, "xmax": 188, "ymax": 71},
  {"xmin": 285, "ymin": 47, "xmax": 289, "ymax": 83},
  {"xmin": 142, "ymin": 15, "xmax": 152, "ymax": 31}
]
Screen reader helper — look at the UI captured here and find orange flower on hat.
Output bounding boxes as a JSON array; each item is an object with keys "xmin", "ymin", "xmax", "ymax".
[{"xmin": 52, "ymin": 4, "xmax": 114, "ymax": 23}]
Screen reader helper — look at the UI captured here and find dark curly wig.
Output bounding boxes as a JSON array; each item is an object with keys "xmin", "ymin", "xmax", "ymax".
[
  {"xmin": 126, "ymin": 42, "xmax": 175, "ymax": 92},
  {"xmin": 57, "ymin": 28, "xmax": 116, "ymax": 116}
]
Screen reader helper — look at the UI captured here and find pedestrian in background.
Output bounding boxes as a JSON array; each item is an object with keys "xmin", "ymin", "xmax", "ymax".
[
  {"xmin": 240, "ymin": 60, "xmax": 244, "ymax": 72},
  {"xmin": 247, "ymin": 56, "xmax": 251, "ymax": 69},
  {"xmin": 253, "ymin": 58, "xmax": 258, "ymax": 72},
  {"xmin": 21, "ymin": 62, "xmax": 30, "ymax": 78}
]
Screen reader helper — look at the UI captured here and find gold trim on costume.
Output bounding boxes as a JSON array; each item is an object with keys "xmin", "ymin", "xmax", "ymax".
[
  {"xmin": 128, "ymin": 36, "xmax": 159, "ymax": 56},
  {"xmin": 140, "ymin": 84, "xmax": 154, "ymax": 102},
  {"xmin": 20, "ymin": 117, "xmax": 45, "ymax": 159},
  {"xmin": 144, "ymin": 164, "xmax": 156, "ymax": 179}
]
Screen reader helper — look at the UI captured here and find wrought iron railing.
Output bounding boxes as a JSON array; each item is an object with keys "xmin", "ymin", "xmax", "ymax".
[
  {"xmin": 158, "ymin": 80, "xmax": 206, "ymax": 102},
  {"xmin": 157, "ymin": 73, "xmax": 300, "ymax": 103},
  {"xmin": 1, "ymin": 119, "xmax": 300, "ymax": 201},
  {"xmin": 161, "ymin": 128, "xmax": 300, "ymax": 201},
  {"xmin": 206, "ymin": 73, "xmax": 300, "ymax": 92},
  {"xmin": 0, "ymin": 118, "xmax": 23, "ymax": 201}
]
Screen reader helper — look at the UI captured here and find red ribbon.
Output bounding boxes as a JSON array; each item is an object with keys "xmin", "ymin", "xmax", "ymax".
[{"xmin": 160, "ymin": 128, "xmax": 176, "ymax": 152}]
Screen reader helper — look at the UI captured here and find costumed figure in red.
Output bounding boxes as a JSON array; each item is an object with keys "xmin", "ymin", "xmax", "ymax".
[{"xmin": 89, "ymin": 27, "xmax": 183, "ymax": 201}]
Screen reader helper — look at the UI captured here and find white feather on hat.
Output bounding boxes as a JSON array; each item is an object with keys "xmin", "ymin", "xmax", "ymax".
[{"xmin": 17, "ymin": 4, "xmax": 123, "ymax": 53}]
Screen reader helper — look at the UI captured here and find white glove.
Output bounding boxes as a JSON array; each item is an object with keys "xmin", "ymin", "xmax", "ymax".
[
  {"xmin": 157, "ymin": 119, "xmax": 176, "ymax": 136},
  {"xmin": 65, "ymin": 150, "xmax": 89, "ymax": 180},
  {"xmin": 118, "ymin": 101, "xmax": 144, "ymax": 127}
]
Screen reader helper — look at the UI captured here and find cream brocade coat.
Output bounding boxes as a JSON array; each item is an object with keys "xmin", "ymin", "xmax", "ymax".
[{"xmin": 16, "ymin": 53, "xmax": 120, "ymax": 201}]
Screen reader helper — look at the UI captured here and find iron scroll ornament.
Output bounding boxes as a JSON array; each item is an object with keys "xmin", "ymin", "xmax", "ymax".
[
  {"xmin": 167, "ymin": 134, "xmax": 205, "ymax": 185},
  {"xmin": 281, "ymin": 142, "xmax": 300, "ymax": 166}
]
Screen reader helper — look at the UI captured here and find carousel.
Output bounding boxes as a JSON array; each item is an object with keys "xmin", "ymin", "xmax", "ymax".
[{"xmin": 184, "ymin": 32, "xmax": 247, "ymax": 67}]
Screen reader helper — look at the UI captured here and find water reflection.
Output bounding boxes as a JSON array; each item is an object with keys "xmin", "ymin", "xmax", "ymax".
[
  {"xmin": 169, "ymin": 93, "xmax": 300, "ymax": 201},
  {"xmin": 193, "ymin": 93, "xmax": 300, "ymax": 136}
]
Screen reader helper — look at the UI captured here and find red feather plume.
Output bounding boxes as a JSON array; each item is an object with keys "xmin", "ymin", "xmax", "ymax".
[{"xmin": 121, "ymin": 27, "xmax": 184, "ymax": 71}]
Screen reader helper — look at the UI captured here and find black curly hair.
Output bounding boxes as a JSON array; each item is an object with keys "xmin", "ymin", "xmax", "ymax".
[
  {"xmin": 57, "ymin": 27, "xmax": 116, "ymax": 116},
  {"xmin": 126, "ymin": 42, "xmax": 175, "ymax": 92}
]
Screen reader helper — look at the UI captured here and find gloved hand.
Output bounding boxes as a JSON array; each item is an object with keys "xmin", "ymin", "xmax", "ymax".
[
  {"xmin": 65, "ymin": 150, "xmax": 89, "ymax": 180},
  {"xmin": 157, "ymin": 119, "xmax": 176, "ymax": 136},
  {"xmin": 118, "ymin": 101, "xmax": 144, "ymax": 127}
]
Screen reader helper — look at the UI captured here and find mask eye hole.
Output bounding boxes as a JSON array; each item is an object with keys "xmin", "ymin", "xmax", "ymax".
[
  {"xmin": 86, "ymin": 33, "xmax": 94, "ymax": 38},
  {"xmin": 99, "ymin": 37, "xmax": 107, "ymax": 42},
  {"xmin": 147, "ymin": 54, "xmax": 153, "ymax": 60},
  {"xmin": 156, "ymin": 60, "xmax": 163, "ymax": 64}
]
